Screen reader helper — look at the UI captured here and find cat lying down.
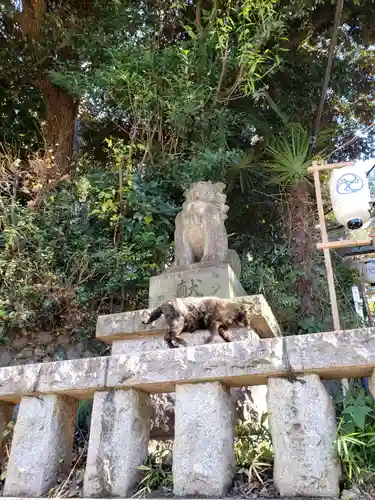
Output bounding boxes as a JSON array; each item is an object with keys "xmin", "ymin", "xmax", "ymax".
[{"xmin": 141, "ymin": 297, "xmax": 251, "ymax": 348}]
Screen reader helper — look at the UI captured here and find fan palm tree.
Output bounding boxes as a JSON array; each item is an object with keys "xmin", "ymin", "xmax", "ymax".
[
  {"xmin": 226, "ymin": 92, "xmax": 330, "ymax": 319},
  {"xmin": 264, "ymin": 122, "xmax": 317, "ymax": 316}
]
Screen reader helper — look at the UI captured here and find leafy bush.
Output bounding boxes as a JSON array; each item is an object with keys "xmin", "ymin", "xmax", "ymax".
[
  {"xmin": 135, "ymin": 442, "xmax": 173, "ymax": 497},
  {"xmin": 235, "ymin": 410, "xmax": 273, "ymax": 483},
  {"xmin": 0, "ymin": 147, "xmax": 177, "ymax": 342},
  {"xmin": 335, "ymin": 382, "xmax": 375, "ymax": 487}
]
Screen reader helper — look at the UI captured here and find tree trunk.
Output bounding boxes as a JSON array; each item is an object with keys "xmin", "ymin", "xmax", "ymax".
[
  {"xmin": 17, "ymin": 1, "xmax": 79, "ymax": 173},
  {"xmin": 37, "ymin": 77, "xmax": 79, "ymax": 173},
  {"xmin": 287, "ymin": 179, "xmax": 316, "ymax": 316}
]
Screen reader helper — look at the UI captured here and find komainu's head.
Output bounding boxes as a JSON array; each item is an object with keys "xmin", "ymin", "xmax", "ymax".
[{"xmin": 183, "ymin": 181, "xmax": 228, "ymax": 219}]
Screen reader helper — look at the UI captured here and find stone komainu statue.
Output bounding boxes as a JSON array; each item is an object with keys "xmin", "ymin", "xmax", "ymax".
[{"xmin": 172, "ymin": 181, "xmax": 241, "ymax": 277}]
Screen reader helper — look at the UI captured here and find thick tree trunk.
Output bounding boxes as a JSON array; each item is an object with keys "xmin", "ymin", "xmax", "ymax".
[
  {"xmin": 287, "ymin": 179, "xmax": 316, "ymax": 316},
  {"xmin": 17, "ymin": 1, "xmax": 79, "ymax": 173},
  {"xmin": 37, "ymin": 77, "xmax": 79, "ymax": 173}
]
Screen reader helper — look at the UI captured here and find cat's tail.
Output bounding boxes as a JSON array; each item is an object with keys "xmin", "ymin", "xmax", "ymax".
[{"xmin": 142, "ymin": 306, "xmax": 164, "ymax": 324}]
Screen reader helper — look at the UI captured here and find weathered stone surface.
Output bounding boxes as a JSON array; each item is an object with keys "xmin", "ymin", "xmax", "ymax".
[
  {"xmin": 4, "ymin": 395, "xmax": 77, "ymax": 497},
  {"xmin": 0, "ymin": 357, "xmax": 108, "ymax": 402},
  {"xmin": 107, "ymin": 328, "xmax": 375, "ymax": 392},
  {"xmin": 267, "ymin": 375, "xmax": 341, "ymax": 497},
  {"xmin": 0, "ymin": 363, "xmax": 42, "ymax": 399},
  {"xmin": 243, "ymin": 384, "xmax": 268, "ymax": 420},
  {"xmin": 148, "ymin": 264, "xmax": 246, "ymax": 309},
  {"xmin": 236, "ymin": 295, "xmax": 282, "ymax": 339},
  {"xmin": 37, "ymin": 357, "xmax": 108, "ymax": 395},
  {"xmin": 369, "ymin": 368, "xmax": 375, "ymax": 398},
  {"xmin": 0, "ymin": 328, "xmax": 375, "ymax": 401},
  {"xmin": 97, "ymin": 294, "xmax": 280, "ymax": 345},
  {"xmin": 111, "ymin": 327, "xmax": 260, "ymax": 355},
  {"xmin": 147, "ymin": 385, "xmax": 268, "ymax": 441},
  {"xmin": 171, "ymin": 181, "xmax": 229, "ymax": 268},
  {"xmin": 0, "ymin": 402, "xmax": 14, "ymax": 463},
  {"xmin": 107, "ymin": 337, "xmax": 271, "ymax": 392},
  {"xmin": 148, "ymin": 393, "xmax": 176, "ymax": 440},
  {"xmin": 173, "ymin": 382, "xmax": 235, "ymax": 496},
  {"xmin": 84, "ymin": 389, "xmax": 150, "ymax": 497}
]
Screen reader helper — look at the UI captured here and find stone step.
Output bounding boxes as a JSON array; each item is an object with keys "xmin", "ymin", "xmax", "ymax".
[{"xmin": 96, "ymin": 294, "xmax": 281, "ymax": 346}]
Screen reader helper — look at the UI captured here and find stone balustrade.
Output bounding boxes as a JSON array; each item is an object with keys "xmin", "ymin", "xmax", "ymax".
[{"xmin": 1, "ymin": 303, "xmax": 375, "ymax": 498}]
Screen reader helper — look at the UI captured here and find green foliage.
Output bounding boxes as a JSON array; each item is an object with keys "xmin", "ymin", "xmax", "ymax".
[
  {"xmin": 235, "ymin": 411, "xmax": 273, "ymax": 483},
  {"xmin": 239, "ymin": 221, "xmax": 361, "ymax": 334},
  {"xmin": 0, "ymin": 0, "xmax": 369, "ymax": 349},
  {"xmin": 135, "ymin": 443, "xmax": 173, "ymax": 497},
  {"xmin": 335, "ymin": 383, "xmax": 375, "ymax": 487},
  {"xmin": 265, "ymin": 123, "xmax": 311, "ymax": 187},
  {"xmin": 0, "ymin": 146, "xmax": 176, "ymax": 342},
  {"xmin": 76, "ymin": 400, "xmax": 93, "ymax": 439}
]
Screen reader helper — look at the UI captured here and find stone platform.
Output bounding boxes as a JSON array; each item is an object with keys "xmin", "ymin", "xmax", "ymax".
[{"xmin": 96, "ymin": 294, "xmax": 280, "ymax": 353}]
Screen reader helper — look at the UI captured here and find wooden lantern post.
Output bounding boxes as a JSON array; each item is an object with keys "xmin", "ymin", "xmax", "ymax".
[{"xmin": 309, "ymin": 161, "xmax": 372, "ymax": 332}]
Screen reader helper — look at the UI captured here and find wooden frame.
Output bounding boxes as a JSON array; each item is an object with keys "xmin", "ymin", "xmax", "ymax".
[{"xmin": 310, "ymin": 160, "xmax": 372, "ymax": 331}]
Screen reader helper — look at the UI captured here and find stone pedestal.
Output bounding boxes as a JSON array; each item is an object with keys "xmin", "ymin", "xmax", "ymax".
[
  {"xmin": 369, "ymin": 369, "xmax": 375, "ymax": 398},
  {"xmin": 149, "ymin": 263, "xmax": 246, "ymax": 308},
  {"xmin": 267, "ymin": 375, "xmax": 341, "ymax": 497},
  {"xmin": 4, "ymin": 395, "xmax": 77, "ymax": 497},
  {"xmin": 173, "ymin": 381, "xmax": 235, "ymax": 496},
  {"xmin": 84, "ymin": 389, "xmax": 151, "ymax": 497}
]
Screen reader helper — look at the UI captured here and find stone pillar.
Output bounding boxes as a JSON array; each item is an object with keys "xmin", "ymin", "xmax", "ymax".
[
  {"xmin": 173, "ymin": 381, "xmax": 235, "ymax": 496},
  {"xmin": 84, "ymin": 389, "xmax": 151, "ymax": 497},
  {"xmin": 267, "ymin": 374, "xmax": 341, "ymax": 497},
  {"xmin": 0, "ymin": 403, "xmax": 13, "ymax": 464},
  {"xmin": 4, "ymin": 395, "xmax": 77, "ymax": 497},
  {"xmin": 369, "ymin": 369, "xmax": 375, "ymax": 398}
]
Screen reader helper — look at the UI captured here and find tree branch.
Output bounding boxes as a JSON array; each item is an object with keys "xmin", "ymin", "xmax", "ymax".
[
  {"xmin": 195, "ymin": 0, "xmax": 202, "ymax": 31},
  {"xmin": 214, "ymin": 41, "xmax": 229, "ymax": 104}
]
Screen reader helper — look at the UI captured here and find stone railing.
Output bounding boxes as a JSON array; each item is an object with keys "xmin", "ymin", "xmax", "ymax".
[{"xmin": 0, "ymin": 297, "xmax": 375, "ymax": 498}]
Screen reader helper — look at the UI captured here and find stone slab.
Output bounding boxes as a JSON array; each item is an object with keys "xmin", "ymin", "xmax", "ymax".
[
  {"xmin": 84, "ymin": 389, "xmax": 150, "ymax": 497},
  {"xmin": 111, "ymin": 327, "xmax": 260, "ymax": 355},
  {"xmin": 0, "ymin": 357, "xmax": 108, "ymax": 403},
  {"xmin": 37, "ymin": 357, "xmax": 108, "ymax": 394},
  {"xmin": 148, "ymin": 264, "xmax": 246, "ymax": 308},
  {"xmin": 173, "ymin": 382, "xmax": 235, "ymax": 496},
  {"xmin": 4, "ymin": 395, "xmax": 77, "ymax": 497},
  {"xmin": 0, "ymin": 328, "xmax": 375, "ymax": 400},
  {"xmin": 106, "ymin": 327, "xmax": 375, "ymax": 392},
  {"xmin": 268, "ymin": 375, "xmax": 341, "ymax": 497},
  {"xmin": 0, "ymin": 364, "xmax": 42, "ymax": 398},
  {"xmin": 96, "ymin": 294, "xmax": 281, "ymax": 344}
]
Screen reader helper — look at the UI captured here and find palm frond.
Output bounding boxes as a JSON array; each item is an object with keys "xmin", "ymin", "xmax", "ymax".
[
  {"xmin": 227, "ymin": 152, "xmax": 260, "ymax": 193},
  {"xmin": 262, "ymin": 91, "xmax": 290, "ymax": 126},
  {"xmin": 264, "ymin": 123, "xmax": 311, "ymax": 187}
]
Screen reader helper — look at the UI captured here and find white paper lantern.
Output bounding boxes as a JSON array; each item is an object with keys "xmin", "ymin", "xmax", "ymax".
[
  {"xmin": 361, "ymin": 261, "xmax": 375, "ymax": 284},
  {"xmin": 329, "ymin": 165, "xmax": 372, "ymax": 229}
]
